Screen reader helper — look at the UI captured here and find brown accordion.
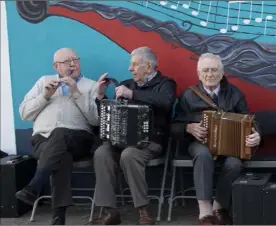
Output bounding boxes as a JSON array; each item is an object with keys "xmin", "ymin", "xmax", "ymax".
[{"xmin": 202, "ymin": 110, "xmax": 255, "ymax": 160}]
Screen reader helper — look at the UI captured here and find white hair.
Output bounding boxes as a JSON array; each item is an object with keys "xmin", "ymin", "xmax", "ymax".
[
  {"xmin": 131, "ymin": 46, "xmax": 158, "ymax": 69},
  {"xmin": 197, "ymin": 53, "xmax": 224, "ymax": 71}
]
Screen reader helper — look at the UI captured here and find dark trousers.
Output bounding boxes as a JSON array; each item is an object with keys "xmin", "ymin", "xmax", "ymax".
[
  {"xmin": 188, "ymin": 141, "xmax": 243, "ymax": 209},
  {"xmin": 31, "ymin": 128, "xmax": 94, "ymax": 208}
]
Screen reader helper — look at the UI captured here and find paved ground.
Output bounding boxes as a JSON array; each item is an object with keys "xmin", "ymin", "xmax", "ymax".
[{"xmin": 1, "ymin": 200, "xmax": 199, "ymax": 225}]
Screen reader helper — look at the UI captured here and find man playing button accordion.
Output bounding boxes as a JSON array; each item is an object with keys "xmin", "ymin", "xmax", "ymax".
[
  {"xmin": 92, "ymin": 47, "xmax": 176, "ymax": 225},
  {"xmin": 172, "ymin": 53, "xmax": 262, "ymax": 225}
]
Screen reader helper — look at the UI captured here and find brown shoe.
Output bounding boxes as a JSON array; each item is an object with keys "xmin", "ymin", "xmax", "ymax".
[
  {"xmin": 90, "ymin": 207, "xmax": 121, "ymax": 225},
  {"xmin": 138, "ymin": 206, "xmax": 154, "ymax": 225},
  {"xmin": 199, "ymin": 215, "xmax": 220, "ymax": 225},
  {"xmin": 213, "ymin": 208, "xmax": 233, "ymax": 225}
]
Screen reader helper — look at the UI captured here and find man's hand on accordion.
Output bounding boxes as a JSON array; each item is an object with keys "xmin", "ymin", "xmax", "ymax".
[
  {"xmin": 245, "ymin": 127, "xmax": 261, "ymax": 147},
  {"xmin": 115, "ymin": 85, "xmax": 133, "ymax": 100},
  {"xmin": 186, "ymin": 122, "xmax": 208, "ymax": 143}
]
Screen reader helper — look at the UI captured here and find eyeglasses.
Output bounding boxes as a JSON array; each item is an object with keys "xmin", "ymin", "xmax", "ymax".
[
  {"xmin": 201, "ymin": 68, "xmax": 220, "ymax": 73},
  {"xmin": 56, "ymin": 57, "xmax": 80, "ymax": 65}
]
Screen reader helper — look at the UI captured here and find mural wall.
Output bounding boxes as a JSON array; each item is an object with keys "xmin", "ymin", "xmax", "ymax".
[{"xmin": 5, "ymin": 0, "xmax": 276, "ymax": 155}]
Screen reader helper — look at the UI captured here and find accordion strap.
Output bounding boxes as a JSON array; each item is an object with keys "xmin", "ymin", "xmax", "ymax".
[
  {"xmin": 105, "ymin": 77, "xmax": 120, "ymax": 87},
  {"xmin": 190, "ymin": 86, "xmax": 221, "ymax": 111}
]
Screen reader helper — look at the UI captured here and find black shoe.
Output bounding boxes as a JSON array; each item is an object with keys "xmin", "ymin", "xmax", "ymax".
[
  {"xmin": 51, "ymin": 216, "xmax": 65, "ymax": 225},
  {"xmin": 15, "ymin": 186, "xmax": 38, "ymax": 206}
]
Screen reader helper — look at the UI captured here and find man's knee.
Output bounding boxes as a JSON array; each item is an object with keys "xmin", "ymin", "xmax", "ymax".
[
  {"xmin": 224, "ymin": 157, "xmax": 243, "ymax": 173},
  {"xmin": 120, "ymin": 147, "xmax": 137, "ymax": 166},
  {"xmin": 192, "ymin": 145, "xmax": 213, "ymax": 163},
  {"xmin": 93, "ymin": 143, "xmax": 113, "ymax": 162}
]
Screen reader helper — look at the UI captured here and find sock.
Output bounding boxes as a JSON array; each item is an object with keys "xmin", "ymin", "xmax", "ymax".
[
  {"xmin": 212, "ymin": 200, "xmax": 222, "ymax": 211},
  {"xmin": 198, "ymin": 200, "xmax": 213, "ymax": 219},
  {"xmin": 28, "ymin": 168, "xmax": 51, "ymax": 193}
]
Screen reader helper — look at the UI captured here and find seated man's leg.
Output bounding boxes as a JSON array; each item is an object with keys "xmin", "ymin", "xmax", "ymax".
[
  {"xmin": 120, "ymin": 142, "xmax": 162, "ymax": 225},
  {"xmin": 51, "ymin": 152, "xmax": 73, "ymax": 225},
  {"xmin": 16, "ymin": 128, "xmax": 71, "ymax": 202},
  {"xmin": 92, "ymin": 142, "xmax": 121, "ymax": 225},
  {"xmin": 213, "ymin": 156, "xmax": 243, "ymax": 225},
  {"xmin": 16, "ymin": 128, "xmax": 92, "ymax": 207},
  {"xmin": 49, "ymin": 128, "xmax": 93, "ymax": 225},
  {"xmin": 188, "ymin": 140, "xmax": 218, "ymax": 225}
]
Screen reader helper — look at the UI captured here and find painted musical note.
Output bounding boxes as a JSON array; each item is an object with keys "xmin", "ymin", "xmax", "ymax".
[
  {"xmin": 144, "ymin": 0, "xmax": 149, "ymax": 7},
  {"xmin": 182, "ymin": 1, "xmax": 191, "ymax": 9},
  {"xmin": 220, "ymin": 1, "xmax": 247, "ymax": 34},
  {"xmin": 192, "ymin": 0, "xmax": 201, "ymax": 16},
  {"xmin": 255, "ymin": 1, "xmax": 264, "ymax": 23},
  {"xmin": 170, "ymin": 1, "xmax": 179, "ymax": 10},
  {"xmin": 264, "ymin": 15, "xmax": 273, "ymax": 35},
  {"xmin": 200, "ymin": 1, "xmax": 212, "ymax": 27},
  {"xmin": 243, "ymin": 1, "xmax": 252, "ymax": 24},
  {"xmin": 231, "ymin": 1, "xmax": 241, "ymax": 31},
  {"xmin": 160, "ymin": 1, "xmax": 168, "ymax": 6}
]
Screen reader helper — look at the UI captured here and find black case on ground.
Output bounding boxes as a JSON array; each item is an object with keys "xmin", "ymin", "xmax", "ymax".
[
  {"xmin": 0, "ymin": 155, "xmax": 37, "ymax": 217},
  {"xmin": 262, "ymin": 182, "xmax": 276, "ymax": 225},
  {"xmin": 232, "ymin": 172, "xmax": 271, "ymax": 225}
]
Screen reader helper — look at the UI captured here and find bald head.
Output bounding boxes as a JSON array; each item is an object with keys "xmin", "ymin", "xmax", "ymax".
[
  {"xmin": 53, "ymin": 48, "xmax": 81, "ymax": 78},
  {"xmin": 53, "ymin": 48, "xmax": 78, "ymax": 63}
]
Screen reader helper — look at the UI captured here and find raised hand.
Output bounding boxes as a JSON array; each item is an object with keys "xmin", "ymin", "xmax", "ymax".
[
  {"xmin": 96, "ymin": 73, "xmax": 109, "ymax": 100},
  {"xmin": 43, "ymin": 80, "xmax": 60, "ymax": 99},
  {"xmin": 60, "ymin": 77, "xmax": 79, "ymax": 93}
]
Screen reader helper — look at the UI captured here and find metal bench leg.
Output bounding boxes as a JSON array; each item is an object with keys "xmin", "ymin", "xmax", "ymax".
[
  {"xmin": 156, "ymin": 151, "xmax": 170, "ymax": 222},
  {"xmin": 118, "ymin": 173, "xmax": 125, "ymax": 205},
  {"xmin": 167, "ymin": 166, "xmax": 177, "ymax": 222},
  {"xmin": 180, "ymin": 169, "xmax": 187, "ymax": 207},
  {"xmin": 30, "ymin": 196, "xmax": 52, "ymax": 222},
  {"xmin": 89, "ymin": 198, "xmax": 95, "ymax": 222}
]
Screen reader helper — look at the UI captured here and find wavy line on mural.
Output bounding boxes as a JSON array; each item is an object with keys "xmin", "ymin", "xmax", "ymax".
[{"xmin": 16, "ymin": 0, "xmax": 276, "ymax": 90}]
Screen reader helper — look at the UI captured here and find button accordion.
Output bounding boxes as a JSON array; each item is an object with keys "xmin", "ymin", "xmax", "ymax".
[
  {"xmin": 202, "ymin": 110, "xmax": 255, "ymax": 160},
  {"xmin": 99, "ymin": 99, "xmax": 153, "ymax": 148}
]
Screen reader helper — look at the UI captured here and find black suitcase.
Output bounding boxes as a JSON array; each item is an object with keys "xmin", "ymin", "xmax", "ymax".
[
  {"xmin": 262, "ymin": 182, "xmax": 276, "ymax": 225},
  {"xmin": 0, "ymin": 155, "xmax": 37, "ymax": 217},
  {"xmin": 232, "ymin": 172, "xmax": 271, "ymax": 225}
]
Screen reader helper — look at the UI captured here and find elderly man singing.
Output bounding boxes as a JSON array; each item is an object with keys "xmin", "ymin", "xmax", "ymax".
[
  {"xmin": 16, "ymin": 48, "xmax": 103, "ymax": 225},
  {"xmin": 172, "ymin": 53, "xmax": 262, "ymax": 225},
  {"xmin": 92, "ymin": 46, "xmax": 176, "ymax": 225}
]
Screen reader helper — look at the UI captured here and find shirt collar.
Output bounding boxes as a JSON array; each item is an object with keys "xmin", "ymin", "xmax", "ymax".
[
  {"xmin": 136, "ymin": 71, "xmax": 157, "ymax": 87},
  {"xmin": 203, "ymin": 84, "xmax": 220, "ymax": 96}
]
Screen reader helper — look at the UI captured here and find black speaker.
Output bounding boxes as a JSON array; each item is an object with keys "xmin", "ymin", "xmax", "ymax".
[
  {"xmin": 262, "ymin": 182, "xmax": 276, "ymax": 225},
  {"xmin": 232, "ymin": 172, "xmax": 271, "ymax": 225},
  {"xmin": 0, "ymin": 155, "xmax": 37, "ymax": 217}
]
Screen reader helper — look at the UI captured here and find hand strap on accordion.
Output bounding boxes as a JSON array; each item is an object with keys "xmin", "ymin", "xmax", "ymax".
[
  {"xmin": 105, "ymin": 77, "xmax": 120, "ymax": 87},
  {"xmin": 190, "ymin": 86, "xmax": 221, "ymax": 111}
]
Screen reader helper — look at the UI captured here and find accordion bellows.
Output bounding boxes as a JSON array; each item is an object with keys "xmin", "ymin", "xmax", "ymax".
[
  {"xmin": 202, "ymin": 110, "xmax": 255, "ymax": 160},
  {"xmin": 99, "ymin": 99, "xmax": 152, "ymax": 148}
]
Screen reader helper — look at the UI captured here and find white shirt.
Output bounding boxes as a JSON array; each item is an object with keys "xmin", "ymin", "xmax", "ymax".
[{"xmin": 203, "ymin": 84, "xmax": 220, "ymax": 96}]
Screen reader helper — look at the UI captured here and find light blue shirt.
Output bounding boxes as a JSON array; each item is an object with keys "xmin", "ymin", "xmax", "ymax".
[{"xmin": 60, "ymin": 74, "xmax": 83, "ymax": 96}]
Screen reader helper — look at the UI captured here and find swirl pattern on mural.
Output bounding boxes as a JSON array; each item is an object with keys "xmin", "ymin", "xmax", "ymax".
[
  {"xmin": 16, "ymin": 0, "xmax": 49, "ymax": 23},
  {"xmin": 16, "ymin": 0, "xmax": 276, "ymax": 89}
]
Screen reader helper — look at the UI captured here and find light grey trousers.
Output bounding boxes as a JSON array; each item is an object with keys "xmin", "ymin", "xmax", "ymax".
[
  {"xmin": 93, "ymin": 141, "xmax": 162, "ymax": 208},
  {"xmin": 188, "ymin": 141, "xmax": 243, "ymax": 209}
]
